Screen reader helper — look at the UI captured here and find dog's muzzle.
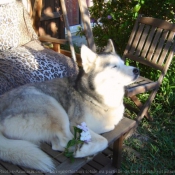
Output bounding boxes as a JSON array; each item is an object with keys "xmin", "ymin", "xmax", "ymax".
[{"xmin": 133, "ymin": 68, "xmax": 140, "ymax": 79}]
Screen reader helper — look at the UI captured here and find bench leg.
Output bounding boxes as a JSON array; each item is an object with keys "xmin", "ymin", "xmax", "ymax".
[
  {"xmin": 53, "ymin": 43, "xmax": 61, "ymax": 53},
  {"xmin": 112, "ymin": 135, "xmax": 124, "ymax": 170}
]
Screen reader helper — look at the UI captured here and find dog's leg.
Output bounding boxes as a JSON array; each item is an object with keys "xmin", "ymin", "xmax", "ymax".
[
  {"xmin": 2, "ymin": 95, "xmax": 73, "ymax": 152},
  {"xmin": 51, "ymin": 129, "xmax": 73, "ymax": 151},
  {"xmin": 73, "ymin": 128, "xmax": 108, "ymax": 158},
  {"xmin": 46, "ymin": 102, "xmax": 73, "ymax": 151},
  {"xmin": 51, "ymin": 137, "xmax": 62, "ymax": 150}
]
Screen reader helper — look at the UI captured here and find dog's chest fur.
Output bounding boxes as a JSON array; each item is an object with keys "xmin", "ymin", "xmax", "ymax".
[{"xmin": 81, "ymin": 100, "xmax": 124, "ymax": 134}]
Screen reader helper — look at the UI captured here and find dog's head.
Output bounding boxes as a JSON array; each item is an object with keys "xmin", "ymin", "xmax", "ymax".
[{"xmin": 81, "ymin": 39, "xmax": 139, "ymax": 89}]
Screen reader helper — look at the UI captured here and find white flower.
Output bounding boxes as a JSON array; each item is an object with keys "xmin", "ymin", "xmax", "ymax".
[
  {"xmin": 77, "ymin": 122, "xmax": 91, "ymax": 143},
  {"xmin": 80, "ymin": 130, "xmax": 91, "ymax": 143},
  {"xmin": 77, "ymin": 122, "xmax": 88, "ymax": 132}
]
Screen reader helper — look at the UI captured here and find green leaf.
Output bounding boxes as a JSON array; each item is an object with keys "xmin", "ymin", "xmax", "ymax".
[
  {"xmin": 73, "ymin": 126, "xmax": 82, "ymax": 139},
  {"xmin": 67, "ymin": 139, "xmax": 76, "ymax": 148},
  {"xmin": 133, "ymin": 4, "xmax": 141, "ymax": 13},
  {"xmin": 141, "ymin": 0, "xmax": 145, "ymax": 4},
  {"xmin": 126, "ymin": 59, "xmax": 130, "ymax": 66},
  {"xmin": 134, "ymin": 12, "xmax": 138, "ymax": 18},
  {"xmin": 75, "ymin": 140, "xmax": 84, "ymax": 145},
  {"xmin": 73, "ymin": 126, "xmax": 77, "ymax": 139},
  {"xmin": 64, "ymin": 151, "xmax": 74, "ymax": 158},
  {"xmin": 110, "ymin": 13, "xmax": 116, "ymax": 20}
]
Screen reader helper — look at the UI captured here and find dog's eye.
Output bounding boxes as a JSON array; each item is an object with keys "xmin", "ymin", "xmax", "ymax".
[{"xmin": 112, "ymin": 65, "xmax": 118, "ymax": 68}]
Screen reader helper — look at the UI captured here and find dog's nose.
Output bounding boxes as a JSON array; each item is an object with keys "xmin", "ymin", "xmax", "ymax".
[{"xmin": 133, "ymin": 68, "xmax": 139, "ymax": 75}]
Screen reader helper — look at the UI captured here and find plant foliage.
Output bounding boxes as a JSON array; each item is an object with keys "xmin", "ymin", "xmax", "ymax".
[
  {"xmin": 88, "ymin": 0, "xmax": 175, "ymax": 54},
  {"xmin": 85, "ymin": 0, "xmax": 175, "ymax": 99}
]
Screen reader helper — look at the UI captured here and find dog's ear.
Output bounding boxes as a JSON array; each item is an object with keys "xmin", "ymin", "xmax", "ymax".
[
  {"xmin": 81, "ymin": 45, "xmax": 97, "ymax": 73},
  {"xmin": 104, "ymin": 39, "xmax": 116, "ymax": 53}
]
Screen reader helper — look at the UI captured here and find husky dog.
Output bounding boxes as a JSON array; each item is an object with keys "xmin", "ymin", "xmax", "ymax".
[{"xmin": 0, "ymin": 39, "xmax": 139, "ymax": 172}]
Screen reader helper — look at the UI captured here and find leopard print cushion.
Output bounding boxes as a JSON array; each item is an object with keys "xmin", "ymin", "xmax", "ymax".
[
  {"xmin": 0, "ymin": 1, "xmax": 79, "ymax": 95},
  {"xmin": 0, "ymin": 40, "xmax": 78, "ymax": 95},
  {"xmin": 0, "ymin": 1, "xmax": 38, "ymax": 51}
]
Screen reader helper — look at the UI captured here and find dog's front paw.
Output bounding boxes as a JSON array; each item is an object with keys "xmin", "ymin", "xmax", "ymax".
[
  {"xmin": 51, "ymin": 136, "xmax": 67, "ymax": 151},
  {"xmin": 74, "ymin": 135, "xmax": 108, "ymax": 158}
]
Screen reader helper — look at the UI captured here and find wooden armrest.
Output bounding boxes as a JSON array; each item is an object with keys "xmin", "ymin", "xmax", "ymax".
[
  {"xmin": 102, "ymin": 117, "xmax": 136, "ymax": 144},
  {"xmin": 125, "ymin": 54, "xmax": 164, "ymax": 72},
  {"xmin": 39, "ymin": 36, "xmax": 68, "ymax": 45}
]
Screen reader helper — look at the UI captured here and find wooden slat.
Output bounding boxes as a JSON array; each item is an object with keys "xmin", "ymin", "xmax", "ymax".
[
  {"xmin": 87, "ymin": 160, "xmax": 103, "ymax": 171},
  {"xmin": 123, "ymin": 15, "xmax": 142, "ymax": 59},
  {"xmin": 60, "ymin": 49, "xmax": 82, "ymax": 67},
  {"xmin": 161, "ymin": 41, "xmax": 175, "ymax": 73},
  {"xmin": 126, "ymin": 81, "xmax": 159, "ymax": 97},
  {"xmin": 0, "ymin": 162, "xmax": 43, "ymax": 175},
  {"xmin": 128, "ymin": 76, "xmax": 153, "ymax": 88},
  {"xmin": 135, "ymin": 25, "xmax": 150, "ymax": 56},
  {"xmin": 129, "ymin": 24, "xmax": 144, "ymax": 54},
  {"xmin": 141, "ymin": 26, "xmax": 156, "ymax": 58},
  {"xmin": 40, "ymin": 143, "xmax": 66, "ymax": 163},
  {"xmin": 93, "ymin": 153, "xmax": 111, "ymax": 166},
  {"xmin": 0, "ymin": 161, "xmax": 27, "ymax": 175},
  {"xmin": 139, "ymin": 17, "xmax": 175, "ymax": 32},
  {"xmin": 135, "ymin": 76, "xmax": 152, "ymax": 82},
  {"xmin": 74, "ymin": 168, "xmax": 87, "ymax": 174},
  {"xmin": 102, "ymin": 147, "xmax": 113, "ymax": 157},
  {"xmin": 40, "ymin": 12, "xmax": 61, "ymax": 21},
  {"xmin": 152, "ymin": 30, "xmax": 169, "ymax": 63},
  {"xmin": 0, "ymin": 163, "xmax": 8, "ymax": 175},
  {"xmin": 18, "ymin": 167, "xmax": 44, "ymax": 175},
  {"xmin": 125, "ymin": 54, "xmax": 164, "ymax": 71},
  {"xmin": 39, "ymin": 36, "xmax": 67, "ymax": 44},
  {"xmin": 81, "ymin": 164, "xmax": 97, "ymax": 174},
  {"xmin": 0, "ymin": 163, "xmax": 7, "ymax": 170},
  {"xmin": 147, "ymin": 28, "xmax": 163, "ymax": 61},
  {"xmin": 127, "ymin": 80, "xmax": 154, "ymax": 88},
  {"xmin": 158, "ymin": 31, "xmax": 175, "ymax": 66},
  {"xmin": 130, "ymin": 96, "xmax": 143, "ymax": 108},
  {"xmin": 47, "ymin": 158, "xmax": 88, "ymax": 175},
  {"xmin": 127, "ymin": 78, "xmax": 157, "ymax": 89}
]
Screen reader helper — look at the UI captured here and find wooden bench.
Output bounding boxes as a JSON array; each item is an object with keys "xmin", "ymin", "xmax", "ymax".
[{"xmin": 0, "ymin": 117, "xmax": 136, "ymax": 175}]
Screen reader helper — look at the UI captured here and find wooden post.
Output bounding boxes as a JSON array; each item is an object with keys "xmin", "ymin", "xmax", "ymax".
[
  {"xmin": 60, "ymin": 0, "xmax": 76, "ymax": 62},
  {"xmin": 112, "ymin": 135, "xmax": 124, "ymax": 171},
  {"xmin": 32, "ymin": 0, "xmax": 42, "ymax": 35},
  {"xmin": 53, "ymin": 43, "xmax": 61, "ymax": 53},
  {"xmin": 78, "ymin": 0, "xmax": 96, "ymax": 52}
]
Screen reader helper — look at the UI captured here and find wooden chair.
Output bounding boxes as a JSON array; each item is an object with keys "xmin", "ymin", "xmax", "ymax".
[
  {"xmin": 123, "ymin": 15, "xmax": 175, "ymax": 122},
  {"xmin": 28, "ymin": 0, "xmax": 83, "ymax": 65}
]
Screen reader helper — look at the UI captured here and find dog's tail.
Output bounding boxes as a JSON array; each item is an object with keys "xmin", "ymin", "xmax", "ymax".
[{"xmin": 0, "ymin": 132, "xmax": 55, "ymax": 172}]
